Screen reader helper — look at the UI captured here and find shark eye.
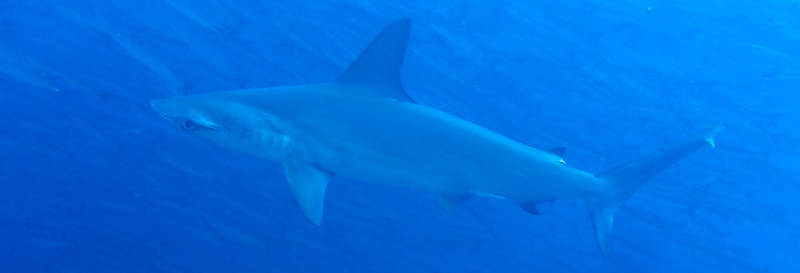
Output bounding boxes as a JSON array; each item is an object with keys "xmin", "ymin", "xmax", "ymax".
[
  {"xmin": 178, "ymin": 117, "xmax": 220, "ymax": 131},
  {"xmin": 181, "ymin": 118, "xmax": 196, "ymax": 130}
]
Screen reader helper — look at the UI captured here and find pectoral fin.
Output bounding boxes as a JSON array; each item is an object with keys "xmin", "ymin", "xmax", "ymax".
[{"xmin": 283, "ymin": 159, "xmax": 331, "ymax": 225}]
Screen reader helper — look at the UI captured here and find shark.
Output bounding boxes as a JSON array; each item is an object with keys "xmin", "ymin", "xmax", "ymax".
[{"xmin": 150, "ymin": 18, "xmax": 724, "ymax": 256}]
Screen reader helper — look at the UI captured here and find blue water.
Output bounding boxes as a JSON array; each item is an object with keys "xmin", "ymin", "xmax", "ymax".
[{"xmin": 1, "ymin": 0, "xmax": 798, "ymax": 272}]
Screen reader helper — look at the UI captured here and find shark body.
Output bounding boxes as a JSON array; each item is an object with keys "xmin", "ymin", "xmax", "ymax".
[{"xmin": 151, "ymin": 19, "xmax": 724, "ymax": 255}]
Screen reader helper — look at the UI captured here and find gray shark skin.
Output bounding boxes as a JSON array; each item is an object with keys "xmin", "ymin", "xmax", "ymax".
[{"xmin": 151, "ymin": 19, "xmax": 724, "ymax": 256}]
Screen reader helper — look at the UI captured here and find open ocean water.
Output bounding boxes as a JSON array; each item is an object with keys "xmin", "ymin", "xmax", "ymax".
[{"xmin": 1, "ymin": 0, "xmax": 799, "ymax": 272}]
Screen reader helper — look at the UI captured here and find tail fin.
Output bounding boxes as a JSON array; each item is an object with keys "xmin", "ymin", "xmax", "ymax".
[{"xmin": 588, "ymin": 125, "xmax": 725, "ymax": 256}]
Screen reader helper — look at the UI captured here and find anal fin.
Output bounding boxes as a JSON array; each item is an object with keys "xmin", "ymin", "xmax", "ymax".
[
  {"xmin": 437, "ymin": 191, "xmax": 474, "ymax": 213},
  {"xmin": 519, "ymin": 198, "xmax": 556, "ymax": 215},
  {"xmin": 519, "ymin": 202, "xmax": 542, "ymax": 215},
  {"xmin": 283, "ymin": 158, "xmax": 331, "ymax": 225}
]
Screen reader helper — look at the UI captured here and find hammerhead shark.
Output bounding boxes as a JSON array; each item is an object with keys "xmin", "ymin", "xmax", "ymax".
[{"xmin": 151, "ymin": 19, "xmax": 724, "ymax": 255}]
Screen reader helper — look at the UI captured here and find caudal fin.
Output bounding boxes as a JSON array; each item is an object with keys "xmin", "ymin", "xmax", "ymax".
[{"xmin": 588, "ymin": 124, "xmax": 725, "ymax": 256}]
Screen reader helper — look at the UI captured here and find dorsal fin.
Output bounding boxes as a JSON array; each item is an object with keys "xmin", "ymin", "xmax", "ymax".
[
  {"xmin": 335, "ymin": 18, "xmax": 414, "ymax": 102},
  {"xmin": 546, "ymin": 147, "xmax": 566, "ymax": 158}
]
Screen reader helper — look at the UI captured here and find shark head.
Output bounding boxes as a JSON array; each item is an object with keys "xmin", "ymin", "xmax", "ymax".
[{"xmin": 150, "ymin": 96, "xmax": 296, "ymax": 160}]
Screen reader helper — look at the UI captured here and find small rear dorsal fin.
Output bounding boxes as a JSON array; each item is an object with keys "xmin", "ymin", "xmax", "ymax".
[
  {"xmin": 546, "ymin": 147, "xmax": 566, "ymax": 158},
  {"xmin": 335, "ymin": 18, "xmax": 414, "ymax": 102}
]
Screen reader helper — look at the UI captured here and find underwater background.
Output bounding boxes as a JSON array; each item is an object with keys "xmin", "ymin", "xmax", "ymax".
[{"xmin": 1, "ymin": 0, "xmax": 798, "ymax": 272}]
